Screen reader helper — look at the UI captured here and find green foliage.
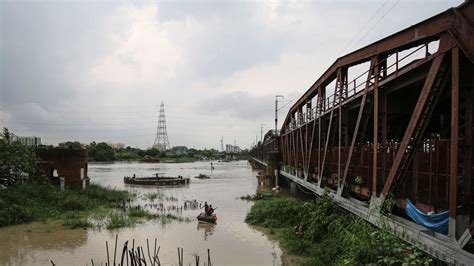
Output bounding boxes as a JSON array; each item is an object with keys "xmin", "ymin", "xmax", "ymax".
[
  {"xmin": 61, "ymin": 141, "xmax": 83, "ymax": 149},
  {"xmin": 246, "ymin": 197, "xmax": 304, "ymax": 228},
  {"xmin": 63, "ymin": 217, "xmax": 92, "ymax": 229},
  {"xmin": 245, "ymin": 194, "xmax": 434, "ymax": 265},
  {"xmin": 112, "ymin": 144, "xmax": 225, "ymax": 162},
  {"xmin": 87, "ymin": 142, "xmax": 115, "ymax": 161},
  {"xmin": 107, "ymin": 211, "xmax": 132, "ymax": 229},
  {"xmin": 128, "ymin": 208, "xmax": 153, "ymax": 218},
  {"xmin": 0, "ymin": 128, "xmax": 42, "ymax": 187},
  {"xmin": 240, "ymin": 191, "xmax": 276, "ymax": 200},
  {"xmin": 82, "ymin": 184, "xmax": 129, "ymax": 205},
  {"xmin": 62, "ymin": 194, "xmax": 89, "ymax": 211},
  {"xmin": 0, "ymin": 182, "xmax": 129, "ymax": 228}
]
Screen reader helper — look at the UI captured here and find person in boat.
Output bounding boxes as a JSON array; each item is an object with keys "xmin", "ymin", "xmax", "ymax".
[
  {"xmin": 207, "ymin": 205, "xmax": 214, "ymax": 216},
  {"xmin": 204, "ymin": 202, "xmax": 209, "ymax": 214}
]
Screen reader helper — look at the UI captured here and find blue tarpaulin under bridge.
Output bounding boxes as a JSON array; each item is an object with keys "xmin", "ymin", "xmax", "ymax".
[{"xmin": 405, "ymin": 199, "xmax": 449, "ymax": 235}]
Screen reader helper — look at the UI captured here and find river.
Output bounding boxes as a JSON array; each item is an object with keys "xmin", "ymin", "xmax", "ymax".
[{"xmin": 0, "ymin": 160, "xmax": 284, "ymax": 265}]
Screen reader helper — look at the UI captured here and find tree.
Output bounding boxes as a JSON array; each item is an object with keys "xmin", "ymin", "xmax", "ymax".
[
  {"xmin": 87, "ymin": 142, "xmax": 115, "ymax": 161},
  {"xmin": 0, "ymin": 128, "xmax": 40, "ymax": 187},
  {"xmin": 61, "ymin": 141, "xmax": 83, "ymax": 149}
]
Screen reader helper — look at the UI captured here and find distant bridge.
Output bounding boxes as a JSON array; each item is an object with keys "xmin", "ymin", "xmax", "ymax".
[{"xmin": 250, "ymin": 1, "xmax": 474, "ymax": 265}]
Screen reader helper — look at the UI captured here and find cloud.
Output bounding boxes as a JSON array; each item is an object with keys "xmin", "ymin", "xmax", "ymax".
[
  {"xmin": 198, "ymin": 91, "xmax": 272, "ymax": 120},
  {"xmin": 1, "ymin": 0, "xmax": 463, "ymax": 149},
  {"xmin": 89, "ymin": 4, "xmax": 184, "ymax": 85}
]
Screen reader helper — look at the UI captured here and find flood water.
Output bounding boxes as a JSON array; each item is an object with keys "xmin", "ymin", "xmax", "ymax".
[{"xmin": 0, "ymin": 160, "xmax": 284, "ymax": 265}]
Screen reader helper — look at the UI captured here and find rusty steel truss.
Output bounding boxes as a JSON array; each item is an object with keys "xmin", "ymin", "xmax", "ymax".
[{"xmin": 251, "ymin": 1, "xmax": 474, "ymax": 264}]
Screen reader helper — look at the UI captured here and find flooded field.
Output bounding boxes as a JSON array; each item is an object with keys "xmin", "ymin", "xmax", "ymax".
[{"xmin": 0, "ymin": 160, "xmax": 283, "ymax": 265}]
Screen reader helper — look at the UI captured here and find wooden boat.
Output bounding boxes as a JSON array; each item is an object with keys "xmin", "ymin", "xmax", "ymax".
[
  {"xmin": 124, "ymin": 173, "xmax": 189, "ymax": 186},
  {"xmin": 197, "ymin": 212, "xmax": 217, "ymax": 224},
  {"xmin": 195, "ymin": 174, "xmax": 210, "ymax": 179}
]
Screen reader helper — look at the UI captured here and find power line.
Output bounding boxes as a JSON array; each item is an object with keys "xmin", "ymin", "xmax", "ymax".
[
  {"xmin": 340, "ymin": 0, "xmax": 388, "ymax": 55},
  {"xmin": 277, "ymin": 98, "xmax": 294, "ymax": 111},
  {"xmin": 351, "ymin": 0, "xmax": 401, "ymax": 50}
]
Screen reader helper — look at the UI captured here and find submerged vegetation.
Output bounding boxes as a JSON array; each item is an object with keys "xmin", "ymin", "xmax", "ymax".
[
  {"xmin": 0, "ymin": 182, "xmax": 191, "ymax": 229},
  {"xmin": 0, "ymin": 128, "xmax": 192, "ymax": 230},
  {"xmin": 0, "ymin": 182, "xmax": 129, "ymax": 228},
  {"xmin": 244, "ymin": 192, "xmax": 433, "ymax": 265}
]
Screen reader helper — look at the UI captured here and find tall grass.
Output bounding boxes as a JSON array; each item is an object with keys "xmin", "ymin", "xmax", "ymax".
[
  {"xmin": 0, "ymin": 182, "xmax": 129, "ymax": 228},
  {"xmin": 245, "ymin": 193, "xmax": 433, "ymax": 265}
]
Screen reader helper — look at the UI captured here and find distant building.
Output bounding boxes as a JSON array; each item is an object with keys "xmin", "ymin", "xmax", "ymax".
[
  {"xmin": 226, "ymin": 144, "xmax": 242, "ymax": 154},
  {"xmin": 10, "ymin": 134, "xmax": 42, "ymax": 147},
  {"xmin": 170, "ymin": 146, "xmax": 188, "ymax": 155},
  {"xmin": 108, "ymin": 142, "xmax": 125, "ymax": 150}
]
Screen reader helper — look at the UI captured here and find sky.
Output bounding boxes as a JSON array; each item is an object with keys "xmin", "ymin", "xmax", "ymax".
[{"xmin": 0, "ymin": 0, "xmax": 463, "ymax": 150}]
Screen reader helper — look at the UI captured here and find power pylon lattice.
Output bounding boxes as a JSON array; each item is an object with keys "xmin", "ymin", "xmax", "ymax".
[{"xmin": 153, "ymin": 102, "xmax": 171, "ymax": 151}]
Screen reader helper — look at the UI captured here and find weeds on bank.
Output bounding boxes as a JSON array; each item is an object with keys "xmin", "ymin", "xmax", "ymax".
[
  {"xmin": 244, "ymin": 192, "xmax": 433, "ymax": 265},
  {"xmin": 0, "ymin": 182, "xmax": 129, "ymax": 228},
  {"xmin": 240, "ymin": 191, "xmax": 276, "ymax": 201}
]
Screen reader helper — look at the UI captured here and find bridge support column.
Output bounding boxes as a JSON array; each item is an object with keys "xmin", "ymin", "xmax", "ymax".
[{"xmin": 274, "ymin": 169, "xmax": 279, "ymax": 188}]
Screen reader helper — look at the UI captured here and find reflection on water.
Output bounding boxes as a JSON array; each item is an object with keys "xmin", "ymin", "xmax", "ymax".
[
  {"xmin": 197, "ymin": 223, "xmax": 215, "ymax": 241},
  {"xmin": 0, "ymin": 222, "xmax": 88, "ymax": 265},
  {"xmin": 0, "ymin": 160, "xmax": 283, "ymax": 265}
]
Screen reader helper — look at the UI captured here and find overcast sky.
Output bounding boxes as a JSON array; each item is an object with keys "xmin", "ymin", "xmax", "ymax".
[{"xmin": 0, "ymin": 0, "xmax": 463, "ymax": 149}]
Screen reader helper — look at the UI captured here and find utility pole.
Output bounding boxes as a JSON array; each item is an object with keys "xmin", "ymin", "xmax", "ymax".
[{"xmin": 275, "ymin": 95, "xmax": 284, "ymax": 136}]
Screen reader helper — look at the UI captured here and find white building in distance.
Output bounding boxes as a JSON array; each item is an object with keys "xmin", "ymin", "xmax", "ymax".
[
  {"xmin": 10, "ymin": 134, "xmax": 42, "ymax": 147},
  {"xmin": 226, "ymin": 144, "xmax": 242, "ymax": 154}
]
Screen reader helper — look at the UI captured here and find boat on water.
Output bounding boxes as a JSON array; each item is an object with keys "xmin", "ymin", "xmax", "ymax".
[
  {"xmin": 124, "ymin": 173, "xmax": 189, "ymax": 186},
  {"xmin": 195, "ymin": 173, "xmax": 210, "ymax": 179},
  {"xmin": 197, "ymin": 212, "xmax": 217, "ymax": 223}
]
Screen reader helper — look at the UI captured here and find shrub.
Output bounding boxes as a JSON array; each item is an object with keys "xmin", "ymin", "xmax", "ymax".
[
  {"xmin": 244, "ymin": 193, "xmax": 434, "ymax": 265},
  {"xmin": 62, "ymin": 195, "xmax": 89, "ymax": 211},
  {"xmin": 245, "ymin": 197, "xmax": 303, "ymax": 228}
]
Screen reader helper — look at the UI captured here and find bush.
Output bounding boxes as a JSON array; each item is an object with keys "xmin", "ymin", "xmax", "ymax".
[
  {"xmin": 245, "ymin": 193, "xmax": 434, "ymax": 265},
  {"xmin": 245, "ymin": 197, "xmax": 303, "ymax": 228},
  {"xmin": 62, "ymin": 195, "xmax": 89, "ymax": 211}
]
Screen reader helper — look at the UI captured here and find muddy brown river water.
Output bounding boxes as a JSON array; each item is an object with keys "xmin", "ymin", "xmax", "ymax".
[{"xmin": 0, "ymin": 160, "xmax": 284, "ymax": 265}]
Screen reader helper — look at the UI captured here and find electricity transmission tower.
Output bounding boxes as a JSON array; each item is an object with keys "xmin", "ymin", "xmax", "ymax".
[{"xmin": 153, "ymin": 102, "xmax": 171, "ymax": 151}]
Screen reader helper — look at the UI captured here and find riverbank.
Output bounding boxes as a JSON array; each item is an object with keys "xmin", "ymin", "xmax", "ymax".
[
  {"xmin": 0, "ymin": 182, "xmax": 169, "ymax": 230},
  {"xmin": 244, "ymin": 192, "xmax": 434, "ymax": 265}
]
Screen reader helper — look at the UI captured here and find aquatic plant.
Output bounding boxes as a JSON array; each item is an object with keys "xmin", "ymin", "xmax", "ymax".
[
  {"xmin": 0, "ymin": 182, "xmax": 129, "ymax": 228},
  {"xmin": 107, "ymin": 211, "xmax": 132, "ymax": 229},
  {"xmin": 143, "ymin": 192, "xmax": 164, "ymax": 202},
  {"xmin": 63, "ymin": 218, "xmax": 92, "ymax": 229}
]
